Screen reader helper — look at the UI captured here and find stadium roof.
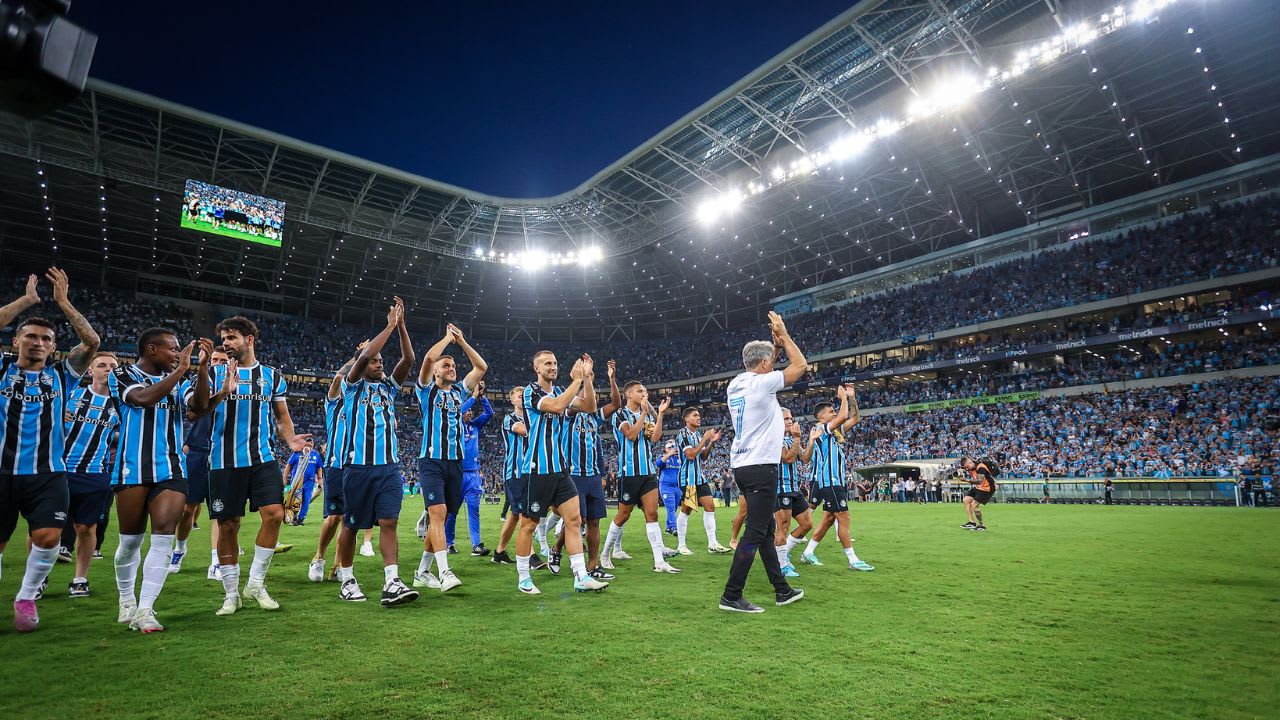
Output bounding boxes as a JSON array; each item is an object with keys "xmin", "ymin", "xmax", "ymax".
[{"xmin": 1, "ymin": 0, "xmax": 1278, "ymax": 341}]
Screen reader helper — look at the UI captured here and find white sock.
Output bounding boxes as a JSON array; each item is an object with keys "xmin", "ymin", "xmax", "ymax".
[
  {"xmin": 417, "ymin": 551, "xmax": 433, "ymax": 575},
  {"xmin": 785, "ymin": 535, "xmax": 801, "ymax": 552},
  {"xmin": 676, "ymin": 513, "xmax": 689, "ymax": 547},
  {"xmin": 383, "ymin": 565, "xmax": 398, "ymax": 584},
  {"xmin": 210, "ymin": 548, "xmax": 219, "ymax": 565},
  {"xmin": 174, "ymin": 539, "xmax": 188, "ymax": 554},
  {"xmin": 16, "ymin": 544, "xmax": 58, "ymax": 601},
  {"xmin": 645, "ymin": 522, "xmax": 665, "ymax": 567},
  {"xmin": 336, "ymin": 566, "xmax": 354, "ymax": 583},
  {"xmin": 219, "ymin": 563, "xmax": 240, "ymax": 598},
  {"xmin": 516, "ymin": 555, "xmax": 531, "ymax": 582},
  {"xmin": 248, "ymin": 544, "xmax": 274, "ymax": 583},
  {"xmin": 844, "ymin": 546, "xmax": 862, "ymax": 564},
  {"xmin": 603, "ymin": 522, "xmax": 622, "ymax": 555},
  {"xmin": 114, "ymin": 533, "xmax": 144, "ymax": 601},
  {"xmin": 569, "ymin": 552, "xmax": 587, "ymax": 580},
  {"xmin": 73, "ymin": 575, "xmax": 87, "ymax": 584},
  {"xmin": 776, "ymin": 544, "xmax": 789, "ymax": 566},
  {"xmin": 616, "ymin": 524, "xmax": 625, "ymax": 550},
  {"xmin": 434, "ymin": 550, "xmax": 451, "ymax": 575},
  {"xmin": 535, "ymin": 518, "xmax": 550, "ymax": 555},
  {"xmin": 702, "ymin": 511, "xmax": 718, "ymax": 547},
  {"xmin": 138, "ymin": 534, "xmax": 174, "ymax": 612},
  {"xmin": 805, "ymin": 539, "xmax": 820, "ymax": 556}
]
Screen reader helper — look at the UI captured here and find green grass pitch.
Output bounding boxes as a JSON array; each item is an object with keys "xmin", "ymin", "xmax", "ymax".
[
  {"xmin": 180, "ymin": 214, "xmax": 282, "ymax": 247},
  {"xmin": 1, "ymin": 503, "xmax": 1276, "ymax": 720}
]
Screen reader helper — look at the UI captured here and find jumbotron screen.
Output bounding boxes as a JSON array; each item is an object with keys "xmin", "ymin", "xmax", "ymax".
[{"xmin": 181, "ymin": 179, "xmax": 285, "ymax": 247}]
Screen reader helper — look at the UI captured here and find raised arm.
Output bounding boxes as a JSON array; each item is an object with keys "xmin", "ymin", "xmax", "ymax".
[
  {"xmin": 390, "ymin": 298, "xmax": 414, "ymax": 385},
  {"xmin": 416, "ymin": 328, "xmax": 453, "ymax": 387},
  {"xmin": 600, "ymin": 359, "xmax": 622, "ymax": 418},
  {"xmin": 348, "ymin": 300, "xmax": 400, "ymax": 384},
  {"xmin": 800, "ymin": 425, "xmax": 821, "ymax": 463},
  {"xmin": 474, "ymin": 394, "xmax": 494, "ymax": 429},
  {"xmin": 536, "ymin": 360, "xmax": 585, "ymax": 415},
  {"xmin": 569, "ymin": 355, "xmax": 597, "ymax": 413},
  {"xmin": 649, "ymin": 396, "xmax": 670, "ymax": 443},
  {"xmin": 188, "ymin": 338, "xmax": 217, "ymax": 414},
  {"xmin": 449, "ymin": 323, "xmax": 488, "ymax": 390},
  {"xmin": 840, "ymin": 385, "xmax": 861, "ymax": 431},
  {"xmin": 827, "ymin": 385, "xmax": 850, "ymax": 431},
  {"xmin": 47, "ymin": 268, "xmax": 99, "ymax": 375},
  {"xmin": 768, "ymin": 311, "xmax": 808, "ymax": 386},
  {"xmin": 0, "ymin": 274, "xmax": 40, "ymax": 329}
]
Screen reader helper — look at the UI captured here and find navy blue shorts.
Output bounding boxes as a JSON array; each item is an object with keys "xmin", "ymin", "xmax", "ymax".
[
  {"xmin": 67, "ymin": 472, "xmax": 112, "ymax": 526},
  {"xmin": 323, "ymin": 466, "xmax": 345, "ymax": 516},
  {"xmin": 524, "ymin": 472, "xmax": 577, "ymax": 520},
  {"xmin": 0, "ymin": 472, "xmax": 67, "ymax": 539},
  {"xmin": 185, "ymin": 450, "xmax": 210, "ymax": 504},
  {"xmin": 505, "ymin": 475, "xmax": 526, "ymax": 516},
  {"xmin": 417, "ymin": 457, "xmax": 463, "ymax": 513},
  {"xmin": 342, "ymin": 464, "xmax": 404, "ymax": 530},
  {"xmin": 618, "ymin": 474, "xmax": 657, "ymax": 506},
  {"xmin": 573, "ymin": 474, "xmax": 606, "ymax": 520}
]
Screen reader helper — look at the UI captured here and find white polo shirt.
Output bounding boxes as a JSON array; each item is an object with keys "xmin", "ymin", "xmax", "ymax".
[{"xmin": 726, "ymin": 370, "xmax": 785, "ymax": 469}]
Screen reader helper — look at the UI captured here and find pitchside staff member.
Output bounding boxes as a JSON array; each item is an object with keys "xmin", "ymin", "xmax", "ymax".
[
  {"xmin": 719, "ymin": 311, "xmax": 805, "ymax": 614},
  {"xmin": 959, "ymin": 456, "xmax": 998, "ymax": 531}
]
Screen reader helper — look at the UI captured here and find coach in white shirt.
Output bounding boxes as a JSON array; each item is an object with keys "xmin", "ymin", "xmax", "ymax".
[{"xmin": 719, "ymin": 311, "xmax": 806, "ymax": 613}]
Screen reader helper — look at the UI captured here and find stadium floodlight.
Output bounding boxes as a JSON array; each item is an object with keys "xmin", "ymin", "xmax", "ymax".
[
  {"xmin": 876, "ymin": 118, "xmax": 901, "ymax": 137},
  {"xmin": 474, "ymin": 247, "xmax": 484, "ymax": 256},
  {"xmin": 829, "ymin": 132, "xmax": 871, "ymax": 161}
]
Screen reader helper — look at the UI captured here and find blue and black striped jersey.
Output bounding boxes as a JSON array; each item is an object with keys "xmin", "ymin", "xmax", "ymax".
[
  {"xmin": 502, "ymin": 413, "xmax": 526, "ymax": 481},
  {"xmin": 611, "ymin": 406, "xmax": 654, "ymax": 478},
  {"xmin": 520, "ymin": 383, "xmax": 568, "ymax": 475},
  {"xmin": 676, "ymin": 427, "xmax": 703, "ymax": 487},
  {"xmin": 568, "ymin": 409, "xmax": 605, "ymax": 477},
  {"xmin": 0, "ymin": 356, "xmax": 80, "ymax": 475},
  {"xmin": 208, "ymin": 363, "xmax": 287, "ymax": 470},
  {"xmin": 778, "ymin": 435, "xmax": 799, "ymax": 494},
  {"xmin": 341, "ymin": 377, "xmax": 400, "ymax": 466},
  {"xmin": 109, "ymin": 365, "xmax": 192, "ymax": 485},
  {"xmin": 323, "ymin": 395, "xmax": 347, "ymax": 469},
  {"xmin": 63, "ymin": 384, "xmax": 118, "ymax": 475},
  {"xmin": 810, "ymin": 424, "xmax": 845, "ymax": 489},
  {"xmin": 415, "ymin": 380, "xmax": 469, "ymax": 461}
]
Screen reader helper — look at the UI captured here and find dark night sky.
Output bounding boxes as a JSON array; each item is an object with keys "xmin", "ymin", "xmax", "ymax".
[{"xmin": 72, "ymin": 1, "xmax": 855, "ymax": 198}]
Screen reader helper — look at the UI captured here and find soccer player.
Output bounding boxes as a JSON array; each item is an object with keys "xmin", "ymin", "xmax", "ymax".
[
  {"xmin": 0, "ymin": 270, "xmax": 98, "ymax": 631},
  {"xmin": 110, "ymin": 331, "xmax": 206, "ymax": 633},
  {"xmin": 411, "ymin": 322, "xmax": 487, "ymax": 593},
  {"xmin": 719, "ymin": 312, "xmax": 804, "ymax": 613},
  {"xmin": 446, "ymin": 381, "xmax": 492, "ymax": 556},
  {"xmin": 490, "ymin": 386, "xmax": 527, "ymax": 565},
  {"xmin": 174, "ymin": 345, "xmax": 227, "ymax": 579},
  {"xmin": 799, "ymin": 385, "xmax": 873, "ymax": 571},
  {"xmin": 601, "ymin": 381, "xmax": 679, "ymax": 574},
  {"xmin": 959, "ymin": 456, "xmax": 998, "ymax": 531},
  {"xmin": 675, "ymin": 407, "xmax": 730, "ymax": 555},
  {"xmin": 63, "ymin": 351, "xmax": 120, "ymax": 597},
  {"xmin": 332, "ymin": 298, "xmax": 418, "ymax": 606},
  {"xmin": 283, "ymin": 440, "xmax": 324, "ymax": 525},
  {"xmin": 308, "ymin": 345, "xmax": 363, "ymax": 582},
  {"xmin": 190, "ymin": 316, "xmax": 311, "ymax": 616},
  {"xmin": 552, "ymin": 359, "xmax": 621, "ymax": 579},
  {"xmin": 774, "ymin": 408, "xmax": 813, "ymax": 578},
  {"xmin": 514, "ymin": 351, "xmax": 608, "ymax": 594}
]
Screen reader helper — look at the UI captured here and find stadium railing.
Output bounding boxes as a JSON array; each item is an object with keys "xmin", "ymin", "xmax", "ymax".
[{"xmin": 996, "ymin": 477, "xmax": 1262, "ymax": 506}]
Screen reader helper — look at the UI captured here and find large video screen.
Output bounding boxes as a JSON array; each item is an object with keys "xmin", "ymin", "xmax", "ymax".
[{"xmin": 181, "ymin": 179, "xmax": 285, "ymax": 247}]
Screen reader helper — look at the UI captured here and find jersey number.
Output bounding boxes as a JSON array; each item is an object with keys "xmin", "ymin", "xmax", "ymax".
[{"xmin": 729, "ymin": 397, "xmax": 746, "ymax": 435}]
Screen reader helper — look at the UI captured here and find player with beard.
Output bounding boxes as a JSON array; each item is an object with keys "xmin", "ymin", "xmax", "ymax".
[
  {"xmin": 600, "ymin": 381, "xmax": 679, "ymax": 574},
  {"xmin": 62, "ymin": 352, "xmax": 119, "ymax": 597},
  {"xmin": 332, "ymin": 299, "xmax": 419, "ymax": 606},
  {"xmin": 514, "ymin": 351, "xmax": 608, "ymax": 594},
  {"xmin": 190, "ymin": 317, "xmax": 311, "ymax": 616},
  {"xmin": 674, "ymin": 407, "xmax": 730, "ymax": 555},
  {"xmin": 0, "ymin": 269, "xmax": 98, "ymax": 631},
  {"xmin": 490, "ymin": 386, "xmax": 531, "ymax": 566}
]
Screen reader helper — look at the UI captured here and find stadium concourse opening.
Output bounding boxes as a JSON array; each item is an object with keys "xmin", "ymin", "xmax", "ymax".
[{"xmin": 1, "ymin": 1, "xmax": 1278, "ymax": 719}]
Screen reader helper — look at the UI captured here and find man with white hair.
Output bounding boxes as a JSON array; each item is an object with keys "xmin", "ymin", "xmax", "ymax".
[{"xmin": 718, "ymin": 312, "xmax": 806, "ymax": 613}]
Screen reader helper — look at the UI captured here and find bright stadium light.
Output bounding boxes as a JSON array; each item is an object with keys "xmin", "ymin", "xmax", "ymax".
[{"xmin": 473, "ymin": 246, "xmax": 484, "ymax": 256}]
